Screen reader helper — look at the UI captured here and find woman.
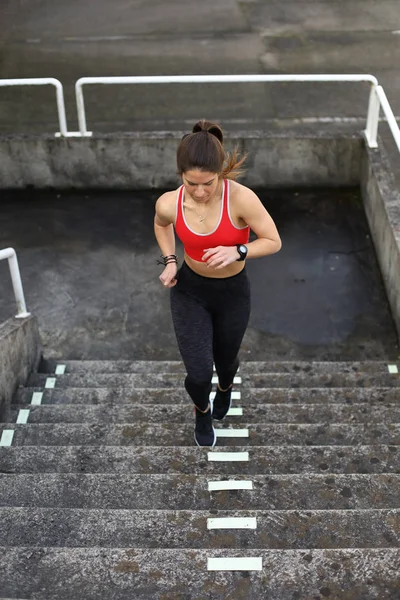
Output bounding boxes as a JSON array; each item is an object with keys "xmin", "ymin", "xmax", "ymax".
[{"xmin": 154, "ymin": 120, "xmax": 281, "ymax": 447}]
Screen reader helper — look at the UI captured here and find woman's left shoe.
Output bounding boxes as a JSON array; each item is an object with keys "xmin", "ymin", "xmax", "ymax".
[
  {"xmin": 212, "ymin": 385, "xmax": 233, "ymax": 421},
  {"xmin": 194, "ymin": 406, "xmax": 216, "ymax": 447}
]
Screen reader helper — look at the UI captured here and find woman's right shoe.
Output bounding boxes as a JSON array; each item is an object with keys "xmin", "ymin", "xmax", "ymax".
[
  {"xmin": 212, "ymin": 385, "xmax": 233, "ymax": 421},
  {"xmin": 194, "ymin": 406, "xmax": 216, "ymax": 447}
]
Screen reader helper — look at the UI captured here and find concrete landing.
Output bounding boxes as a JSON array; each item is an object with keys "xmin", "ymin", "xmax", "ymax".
[{"xmin": 0, "ymin": 187, "xmax": 397, "ymax": 360}]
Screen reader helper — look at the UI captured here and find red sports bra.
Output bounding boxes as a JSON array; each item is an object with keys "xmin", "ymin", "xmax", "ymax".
[{"xmin": 175, "ymin": 179, "xmax": 250, "ymax": 262}]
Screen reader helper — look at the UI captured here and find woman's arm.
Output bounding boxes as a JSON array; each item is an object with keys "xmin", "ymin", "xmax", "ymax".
[
  {"xmin": 202, "ymin": 186, "xmax": 281, "ymax": 269},
  {"xmin": 154, "ymin": 193, "xmax": 179, "ymax": 287},
  {"xmin": 154, "ymin": 194, "xmax": 176, "ymax": 253},
  {"xmin": 236, "ymin": 187, "xmax": 282, "ymax": 259}
]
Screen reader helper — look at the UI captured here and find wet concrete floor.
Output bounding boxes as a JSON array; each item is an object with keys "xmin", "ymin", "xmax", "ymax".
[{"xmin": 0, "ymin": 187, "xmax": 398, "ymax": 361}]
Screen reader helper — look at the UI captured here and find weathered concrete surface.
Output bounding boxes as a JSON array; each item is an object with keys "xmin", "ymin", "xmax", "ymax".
[
  {"xmin": 0, "ymin": 130, "xmax": 362, "ymax": 189},
  {"xmin": 260, "ymin": 33, "xmax": 400, "ymax": 80},
  {"xmin": 1, "ymin": 507, "xmax": 399, "ymax": 549},
  {"xmin": 0, "ymin": 547, "xmax": 399, "ymax": 600},
  {"xmin": 9, "ymin": 402, "xmax": 400, "ymax": 425},
  {"xmin": 1, "ymin": 357, "xmax": 400, "ymax": 598},
  {"xmin": 13, "ymin": 385, "xmax": 400, "ymax": 406},
  {"xmin": 0, "ymin": 473, "xmax": 399, "ymax": 509},
  {"xmin": 1, "ymin": 0, "xmax": 400, "ymax": 133},
  {"xmin": 0, "ymin": 0, "xmax": 265, "ymax": 136},
  {"xmin": 25, "ymin": 370, "xmax": 400, "ymax": 388},
  {"xmin": 0, "ymin": 316, "xmax": 41, "ymax": 420},
  {"xmin": 1, "ymin": 445, "xmax": 399, "ymax": 475},
  {"xmin": 0, "ymin": 187, "xmax": 397, "ymax": 361},
  {"xmin": 40, "ymin": 359, "xmax": 400, "ymax": 374},
  {"xmin": 241, "ymin": 1, "xmax": 400, "ymax": 34},
  {"xmin": 3, "ymin": 0, "xmax": 248, "ymax": 38},
  {"xmin": 361, "ymin": 144, "xmax": 400, "ymax": 344},
  {"xmin": 1, "ymin": 422, "xmax": 399, "ymax": 447},
  {"xmin": 1, "ymin": 0, "xmax": 399, "ymax": 198},
  {"xmin": 0, "ymin": 546, "xmax": 400, "ymax": 600}
]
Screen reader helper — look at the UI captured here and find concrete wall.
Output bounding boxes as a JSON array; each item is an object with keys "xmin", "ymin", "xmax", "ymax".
[
  {"xmin": 360, "ymin": 143, "xmax": 400, "ymax": 340},
  {"xmin": 0, "ymin": 316, "xmax": 42, "ymax": 420},
  {"xmin": 0, "ymin": 130, "xmax": 362, "ymax": 189}
]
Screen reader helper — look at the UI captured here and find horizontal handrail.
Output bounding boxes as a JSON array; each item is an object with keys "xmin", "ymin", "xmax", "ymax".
[
  {"xmin": 0, "ymin": 248, "xmax": 30, "ymax": 319},
  {"xmin": 0, "ymin": 78, "xmax": 68, "ymax": 137},
  {"xmin": 75, "ymin": 74, "xmax": 379, "ymax": 137},
  {"xmin": 2, "ymin": 74, "xmax": 400, "ymax": 158}
]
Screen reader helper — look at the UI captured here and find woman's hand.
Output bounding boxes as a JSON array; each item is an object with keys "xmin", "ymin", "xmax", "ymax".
[
  {"xmin": 159, "ymin": 262, "xmax": 178, "ymax": 287},
  {"xmin": 202, "ymin": 246, "xmax": 239, "ymax": 269}
]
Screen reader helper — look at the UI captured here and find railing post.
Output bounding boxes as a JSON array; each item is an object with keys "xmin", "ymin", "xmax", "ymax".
[
  {"xmin": 364, "ymin": 84, "xmax": 380, "ymax": 148},
  {"xmin": 75, "ymin": 80, "xmax": 89, "ymax": 137},
  {"xmin": 375, "ymin": 85, "xmax": 400, "ymax": 154},
  {"xmin": 0, "ymin": 248, "xmax": 31, "ymax": 319},
  {"xmin": 53, "ymin": 79, "xmax": 69, "ymax": 137}
]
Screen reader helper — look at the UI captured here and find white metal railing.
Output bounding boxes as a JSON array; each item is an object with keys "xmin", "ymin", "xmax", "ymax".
[
  {"xmin": 75, "ymin": 74, "xmax": 379, "ymax": 137},
  {"xmin": 0, "ymin": 78, "xmax": 68, "ymax": 137},
  {"xmin": 0, "ymin": 248, "xmax": 30, "ymax": 319},
  {"xmin": 2, "ymin": 74, "xmax": 400, "ymax": 155},
  {"xmin": 74, "ymin": 74, "xmax": 400, "ymax": 156}
]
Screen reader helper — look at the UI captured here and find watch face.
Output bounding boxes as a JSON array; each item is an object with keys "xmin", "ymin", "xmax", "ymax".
[{"xmin": 239, "ymin": 245, "xmax": 247, "ymax": 253}]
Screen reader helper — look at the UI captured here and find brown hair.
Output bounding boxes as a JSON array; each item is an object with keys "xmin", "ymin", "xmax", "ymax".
[{"xmin": 176, "ymin": 119, "xmax": 246, "ymax": 180}]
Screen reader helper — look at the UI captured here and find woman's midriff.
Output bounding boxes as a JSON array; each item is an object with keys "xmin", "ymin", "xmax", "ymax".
[{"xmin": 184, "ymin": 252, "xmax": 245, "ymax": 278}]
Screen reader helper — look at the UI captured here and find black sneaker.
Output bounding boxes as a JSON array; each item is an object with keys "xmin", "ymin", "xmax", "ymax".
[
  {"xmin": 212, "ymin": 385, "xmax": 233, "ymax": 421},
  {"xmin": 194, "ymin": 406, "xmax": 216, "ymax": 447}
]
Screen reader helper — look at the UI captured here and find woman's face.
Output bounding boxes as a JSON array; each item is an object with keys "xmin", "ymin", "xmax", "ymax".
[{"xmin": 182, "ymin": 169, "xmax": 221, "ymax": 203}]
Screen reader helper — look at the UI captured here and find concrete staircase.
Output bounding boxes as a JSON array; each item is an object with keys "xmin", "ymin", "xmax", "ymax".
[{"xmin": 0, "ymin": 360, "xmax": 400, "ymax": 599}]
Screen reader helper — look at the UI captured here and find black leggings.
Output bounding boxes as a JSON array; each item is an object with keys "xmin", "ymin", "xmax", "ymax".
[{"xmin": 170, "ymin": 261, "xmax": 251, "ymax": 411}]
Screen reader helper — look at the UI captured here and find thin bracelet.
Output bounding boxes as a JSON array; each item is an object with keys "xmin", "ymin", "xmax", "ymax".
[{"xmin": 157, "ymin": 254, "xmax": 178, "ymax": 266}]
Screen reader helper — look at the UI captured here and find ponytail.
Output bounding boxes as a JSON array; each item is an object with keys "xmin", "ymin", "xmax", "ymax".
[{"xmin": 221, "ymin": 147, "xmax": 247, "ymax": 181}]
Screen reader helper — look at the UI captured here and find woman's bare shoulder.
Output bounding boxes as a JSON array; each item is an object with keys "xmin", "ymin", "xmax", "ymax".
[
  {"xmin": 228, "ymin": 180, "xmax": 258, "ymax": 203},
  {"xmin": 155, "ymin": 188, "xmax": 180, "ymax": 223}
]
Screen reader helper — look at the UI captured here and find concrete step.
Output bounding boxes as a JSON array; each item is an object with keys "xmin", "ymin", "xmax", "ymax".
[
  {"xmin": 26, "ymin": 372, "xmax": 400, "ymax": 389},
  {"xmin": 1, "ymin": 547, "xmax": 399, "ymax": 600},
  {"xmin": 8, "ymin": 403, "xmax": 400, "ymax": 424},
  {"xmin": 41, "ymin": 360, "xmax": 400, "ymax": 375},
  {"xmin": 0, "ymin": 474, "xmax": 399, "ymax": 510},
  {"xmin": 1, "ymin": 445, "xmax": 398, "ymax": 475},
  {"xmin": 1, "ymin": 508, "xmax": 399, "ymax": 549},
  {"xmin": 14, "ymin": 386, "xmax": 400, "ymax": 406},
  {"xmin": 243, "ymin": 0, "xmax": 400, "ymax": 34},
  {"xmin": 1, "ymin": 422, "xmax": 399, "ymax": 446}
]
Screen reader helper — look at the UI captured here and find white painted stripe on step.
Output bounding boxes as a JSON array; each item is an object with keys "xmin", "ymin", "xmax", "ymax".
[
  {"xmin": 227, "ymin": 407, "xmax": 243, "ymax": 416},
  {"xmin": 388, "ymin": 365, "xmax": 399, "ymax": 374},
  {"xmin": 16, "ymin": 409, "xmax": 30, "ymax": 424},
  {"xmin": 0, "ymin": 430, "xmax": 15, "ymax": 446},
  {"xmin": 207, "ymin": 557, "xmax": 262, "ymax": 571},
  {"xmin": 215, "ymin": 429, "xmax": 249, "ymax": 438},
  {"xmin": 45, "ymin": 378, "xmax": 56, "ymax": 389},
  {"xmin": 55, "ymin": 364, "xmax": 66, "ymax": 375},
  {"xmin": 208, "ymin": 452, "xmax": 249, "ymax": 462},
  {"xmin": 208, "ymin": 480, "xmax": 253, "ymax": 492},
  {"xmin": 208, "ymin": 517, "xmax": 257, "ymax": 530},
  {"xmin": 212, "ymin": 376, "xmax": 241, "ymax": 385},
  {"xmin": 210, "ymin": 391, "xmax": 241, "ymax": 401},
  {"xmin": 213, "ymin": 365, "xmax": 240, "ymax": 373},
  {"xmin": 31, "ymin": 392, "xmax": 43, "ymax": 405}
]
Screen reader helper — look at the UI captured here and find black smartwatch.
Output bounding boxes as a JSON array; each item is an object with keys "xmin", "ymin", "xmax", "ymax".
[{"xmin": 236, "ymin": 244, "xmax": 248, "ymax": 261}]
